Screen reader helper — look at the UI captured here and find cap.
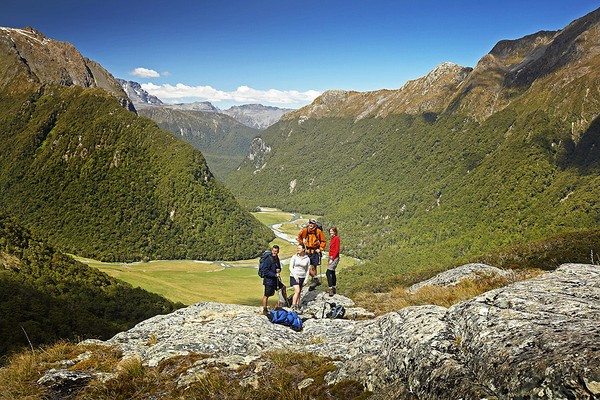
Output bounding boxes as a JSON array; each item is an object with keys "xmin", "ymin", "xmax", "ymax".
[{"xmin": 308, "ymin": 219, "xmax": 316, "ymax": 224}]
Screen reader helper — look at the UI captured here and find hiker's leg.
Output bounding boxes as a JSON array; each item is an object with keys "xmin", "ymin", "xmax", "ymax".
[
  {"xmin": 309, "ymin": 265, "xmax": 316, "ymax": 277},
  {"xmin": 326, "ymin": 269, "xmax": 334, "ymax": 287},
  {"xmin": 292, "ymin": 285, "xmax": 301, "ymax": 306},
  {"xmin": 263, "ymin": 284, "xmax": 275, "ymax": 309}
]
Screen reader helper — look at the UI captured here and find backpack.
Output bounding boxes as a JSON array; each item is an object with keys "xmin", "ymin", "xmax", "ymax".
[
  {"xmin": 314, "ymin": 221, "xmax": 323, "ymax": 232},
  {"xmin": 257, "ymin": 250, "xmax": 272, "ymax": 278},
  {"xmin": 323, "ymin": 302, "xmax": 346, "ymax": 319},
  {"xmin": 267, "ymin": 308, "xmax": 303, "ymax": 331},
  {"xmin": 303, "ymin": 221, "xmax": 323, "ymax": 244}
]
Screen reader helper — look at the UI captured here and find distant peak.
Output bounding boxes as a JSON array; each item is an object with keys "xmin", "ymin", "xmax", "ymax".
[
  {"xmin": 316, "ymin": 90, "xmax": 356, "ymax": 105},
  {"xmin": 421, "ymin": 62, "xmax": 472, "ymax": 84}
]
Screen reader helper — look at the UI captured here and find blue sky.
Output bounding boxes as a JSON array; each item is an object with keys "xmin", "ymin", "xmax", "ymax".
[{"xmin": 3, "ymin": 1, "xmax": 599, "ymax": 109}]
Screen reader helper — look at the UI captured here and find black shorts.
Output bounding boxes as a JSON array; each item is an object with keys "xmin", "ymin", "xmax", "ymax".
[
  {"xmin": 290, "ymin": 276, "xmax": 305, "ymax": 287},
  {"xmin": 264, "ymin": 284, "xmax": 276, "ymax": 297},
  {"xmin": 308, "ymin": 252, "xmax": 321, "ymax": 267}
]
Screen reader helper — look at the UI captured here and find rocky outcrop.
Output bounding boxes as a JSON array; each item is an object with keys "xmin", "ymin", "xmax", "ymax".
[
  {"xmin": 222, "ymin": 104, "xmax": 292, "ymax": 130},
  {"xmin": 38, "ymin": 263, "xmax": 600, "ymax": 399},
  {"xmin": 0, "ymin": 26, "xmax": 131, "ymax": 109},
  {"xmin": 281, "ymin": 8, "xmax": 600, "ymax": 124},
  {"xmin": 407, "ymin": 262, "xmax": 513, "ymax": 293},
  {"xmin": 118, "ymin": 79, "xmax": 164, "ymax": 108},
  {"xmin": 283, "ymin": 62, "xmax": 472, "ymax": 122}
]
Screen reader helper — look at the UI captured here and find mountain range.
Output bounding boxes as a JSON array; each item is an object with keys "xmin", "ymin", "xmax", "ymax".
[
  {"xmin": 227, "ymin": 7, "xmax": 600, "ymax": 292},
  {"xmin": 119, "ymin": 79, "xmax": 292, "ymax": 177},
  {"xmin": 0, "ymin": 26, "xmax": 273, "ymax": 262}
]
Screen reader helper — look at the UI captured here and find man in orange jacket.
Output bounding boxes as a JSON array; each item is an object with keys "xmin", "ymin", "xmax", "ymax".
[{"xmin": 297, "ymin": 219, "xmax": 327, "ymax": 290}]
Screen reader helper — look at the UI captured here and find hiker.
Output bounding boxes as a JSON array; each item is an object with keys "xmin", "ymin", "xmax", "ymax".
[
  {"xmin": 261, "ymin": 245, "xmax": 282, "ymax": 315},
  {"xmin": 297, "ymin": 218, "xmax": 326, "ymax": 290},
  {"xmin": 327, "ymin": 226, "xmax": 340, "ymax": 296},
  {"xmin": 289, "ymin": 243, "xmax": 311, "ymax": 310}
]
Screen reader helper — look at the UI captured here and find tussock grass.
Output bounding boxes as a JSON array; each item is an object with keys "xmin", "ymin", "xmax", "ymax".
[
  {"xmin": 353, "ymin": 269, "xmax": 543, "ymax": 315},
  {"xmin": 1, "ymin": 344, "xmax": 370, "ymax": 400},
  {"xmin": 0, "ymin": 341, "xmax": 121, "ymax": 400},
  {"xmin": 0, "ymin": 350, "xmax": 45, "ymax": 400}
]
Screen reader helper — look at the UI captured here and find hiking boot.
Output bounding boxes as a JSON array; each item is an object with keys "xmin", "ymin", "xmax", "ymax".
[
  {"xmin": 308, "ymin": 278, "xmax": 320, "ymax": 291},
  {"xmin": 262, "ymin": 307, "xmax": 269, "ymax": 316},
  {"xmin": 333, "ymin": 287, "xmax": 337, "ymax": 295},
  {"xmin": 328, "ymin": 287, "xmax": 334, "ymax": 297}
]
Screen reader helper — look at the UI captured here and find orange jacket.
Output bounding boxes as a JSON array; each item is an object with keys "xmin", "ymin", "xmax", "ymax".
[{"xmin": 298, "ymin": 226, "xmax": 326, "ymax": 251}]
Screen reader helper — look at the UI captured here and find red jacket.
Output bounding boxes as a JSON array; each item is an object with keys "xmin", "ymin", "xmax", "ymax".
[{"xmin": 328, "ymin": 235, "xmax": 340, "ymax": 260}]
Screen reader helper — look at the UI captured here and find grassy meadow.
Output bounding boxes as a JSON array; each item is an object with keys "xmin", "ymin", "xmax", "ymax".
[{"xmin": 80, "ymin": 209, "xmax": 358, "ymax": 307}]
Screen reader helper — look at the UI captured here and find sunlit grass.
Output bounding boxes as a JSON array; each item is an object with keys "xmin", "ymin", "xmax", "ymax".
[
  {"xmin": 354, "ymin": 268, "xmax": 544, "ymax": 315},
  {"xmin": 78, "ymin": 209, "xmax": 357, "ymax": 306},
  {"xmin": 251, "ymin": 210, "xmax": 295, "ymax": 227}
]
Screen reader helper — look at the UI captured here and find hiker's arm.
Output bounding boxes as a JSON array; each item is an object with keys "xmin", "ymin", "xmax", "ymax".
[
  {"xmin": 318, "ymin": 229, "xmax": 327, "ymax": 251},
  {"xmin": 289, "ymin": 257, "xmax": 297, "ymax": 282},
  {"xmin": 297, "ymin": 228, "xmax": 305, "ymax": 245}
]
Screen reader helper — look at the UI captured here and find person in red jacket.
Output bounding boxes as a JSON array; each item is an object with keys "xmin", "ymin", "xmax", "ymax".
[
  {"xmin": 297, "ymin": 219, "xmax": 327, "ymax": 290},
  {"xmin": 327, "ymin": 226, "xmax": 340, "ymax": 296}
]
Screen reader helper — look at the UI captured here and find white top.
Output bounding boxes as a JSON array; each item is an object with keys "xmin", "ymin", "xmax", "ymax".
[{"xmin": 289, "ymin": 254, "xmax": 310, "ymax": 281}]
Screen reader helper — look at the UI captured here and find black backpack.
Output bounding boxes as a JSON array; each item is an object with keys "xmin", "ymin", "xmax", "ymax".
[
  {"xmin": 258, "ymin": 250, "xmax": 272, "ymax": 278},
  {"xmin": 323, "ymin": 302, "xmax": 346, "ymax": 319}
]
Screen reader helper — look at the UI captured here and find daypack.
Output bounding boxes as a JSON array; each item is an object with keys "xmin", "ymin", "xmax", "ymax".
[
  {"xmin": 323, "ymin": 302, "xmax": 346, "ymax": 319},
  {"xmin": 257, "ymin": 250, "xmax": 272, "ymax": 278},
  {"xmin": 267, "ymin": 308, "xmax": 303, "ymax": 331},
  {"xmin": 313, "ymin": 220, "xmax": 323, "ymax": 232}
]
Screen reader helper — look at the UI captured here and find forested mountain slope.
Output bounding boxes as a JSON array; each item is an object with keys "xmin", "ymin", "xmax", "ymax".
[
  {"xmin": 226, "ymin": 8, "xmax": 600, "ymax": 291},
  {"xmin": 0, "ymin": 27, "xmax": 273, "ymax": 262},
  {"xmin": 0, "ymin": 213, "xmax": 182, "ymax": 357},
  {"xmin": 137, "ymin": 106, "xmax": 259, "ymax": 179}
]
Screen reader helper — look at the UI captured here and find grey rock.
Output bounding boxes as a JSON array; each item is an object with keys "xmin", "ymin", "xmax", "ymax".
[
  {"xmin": 118, "ymin": 79, "xmax": 163, "ymax": 108},
  {"xmin": 297, "ymin": 286, "xmax": 375, "ymax": 320},
  {"xmin": 38, "ymin": 263, "xmax": 600, "ymax": 399},
  {"xmin": 222, "ymin": 104, "xmax": 292, "ymax": 130},
  {"xmin": 408, "ymin": 262, "xmax": 512, "ymax": 293}
]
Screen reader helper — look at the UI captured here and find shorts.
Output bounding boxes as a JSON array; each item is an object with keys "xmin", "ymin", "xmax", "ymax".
[
  {"xmin": 328, "ymin": 257, "xmax": 339, "ymax": 271},
  {"xmin": 308, "ymin": 252, "xmax": 321, "ymax": 267},
  {"xmin": 290, "ymin": 276, "xmax": 305, "ymax": 287},
  {"xmin": 264, "ymin": 284, "xmax": 276, "ymax": 297}
]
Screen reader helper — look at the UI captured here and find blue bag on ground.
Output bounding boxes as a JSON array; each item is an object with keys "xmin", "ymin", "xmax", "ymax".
[{"xmin": 267, "ymin": 308, "xmax": 302, "ymax": 331}]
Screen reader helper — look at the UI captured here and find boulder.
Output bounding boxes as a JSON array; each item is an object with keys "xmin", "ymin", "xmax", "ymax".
[{"xmin": 407, "ymin": 262, "xmax": 512, "ymax": 293}]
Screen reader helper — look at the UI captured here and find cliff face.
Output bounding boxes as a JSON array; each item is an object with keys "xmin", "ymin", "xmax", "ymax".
[
  {"xmin": 38, "ymin": 263, "xmax": 600, "ymax": 399},
  {"xmin": 0, "ymin": 26, "xmax": 131, "ymax": 109}
]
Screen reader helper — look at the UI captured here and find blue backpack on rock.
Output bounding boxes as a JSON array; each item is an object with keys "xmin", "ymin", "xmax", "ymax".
[{"xmin": 267, "ymin": 308, "xmax": 303, "ymax": 332}]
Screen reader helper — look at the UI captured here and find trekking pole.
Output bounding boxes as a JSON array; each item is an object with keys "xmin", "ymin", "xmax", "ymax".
[{"xmin": 319, "ymin": 251, "xmax": 322, "ymax": 280}]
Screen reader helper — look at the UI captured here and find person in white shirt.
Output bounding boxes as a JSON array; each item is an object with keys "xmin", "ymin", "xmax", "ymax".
[{"xmin": 289, "ymin": 243, "xmax": 311, "ymax": 311}]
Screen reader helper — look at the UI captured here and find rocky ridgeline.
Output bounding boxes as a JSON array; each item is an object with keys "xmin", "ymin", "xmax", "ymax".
[{"xmin": 40, "ymin": 263, "xmax": 600, "ymax": 399}]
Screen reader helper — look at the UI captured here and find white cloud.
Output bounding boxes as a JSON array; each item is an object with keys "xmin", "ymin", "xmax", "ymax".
[
  {"xmin": 130, "ymin": 67, "xmax": 161, "ymax": 78},
  {"xmin": 141, "ymin": 82, "xmax": 321, "ymax": 107}
]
